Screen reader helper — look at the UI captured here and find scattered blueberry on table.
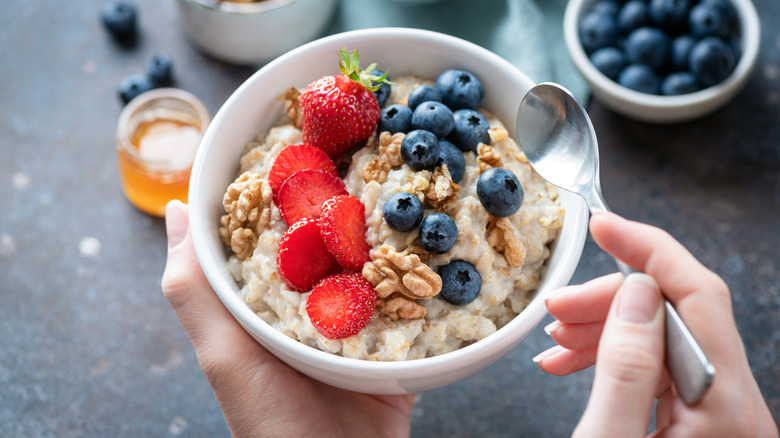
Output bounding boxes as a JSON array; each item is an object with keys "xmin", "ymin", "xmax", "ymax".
[
  {"xmin": 579, "ymin": 0, "xmax": 741, "ymax": 95},
  {"xmin": 101, "ymin": 1, "xmax": 138, "ymax": 46}
]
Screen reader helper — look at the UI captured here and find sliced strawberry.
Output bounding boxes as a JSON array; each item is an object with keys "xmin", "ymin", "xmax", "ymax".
[
  {"xmin": 306, "ymin": 272, "xmax": 377, "ymax": 339},
  {"xmin": 277, "ymin": 217, "xmax": 340, "ymax": 292},
  {"xmin": 319, "ymin": 195, "xmax": 372, "ymax": 271},
  {"xmin": 268, "ymin": 144, "xmax": 339, "ymax": 202},
  {"xmin": 276, "ymin": 169, "xmax": 347, "ymax": 225}
]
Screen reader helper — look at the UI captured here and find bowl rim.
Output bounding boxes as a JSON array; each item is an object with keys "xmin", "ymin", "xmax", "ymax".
[
  {"xmin": 563, "ymin": 0, "xmax": 761, "ymax": 109},
  {"xmin": 189, "ymin": 27, "xmax": 589, "ymax": 376},
  {"xmin": 180, "ymin": 0, "xmax": 298, "ymax": 15}
]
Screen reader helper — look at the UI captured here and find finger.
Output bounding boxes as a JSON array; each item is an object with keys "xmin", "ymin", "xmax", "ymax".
[
  {"xmin": 546, "ymin": 320, "xmax": 605, "ymax": 351},
  {"xmin": 545, "ymin": 273, "xmax": 623, "ymax": 324},
  {"xmin": 534, "ymin": 345, "xmax": 598, "ymax": 376},
  {"xmin": 573, "ymin": 273, "xmax": 665, "ymax": 438}
]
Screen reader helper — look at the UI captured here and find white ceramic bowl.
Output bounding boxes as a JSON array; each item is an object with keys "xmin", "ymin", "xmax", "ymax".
[
  {"xmin": 189, "ymin": 28, "xmax": 589, "ymax": 394},
  {"xmin": 175, "ymin": 0, "xmax": 337, "ymax": 65},
  {"xmin": 564, "ymin": 0, "xmax": 760, "ymax": 123}
]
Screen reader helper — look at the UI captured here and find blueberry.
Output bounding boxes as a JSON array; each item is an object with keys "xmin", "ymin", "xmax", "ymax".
[
  {"xmin": 689, "ymin": 4, "xmax": 729, "ymax": 38},
  {"xmin": 617, "ymin": 64, "xmax": 661, "ymax": 94},
  {"xmin": 382, "ymin": 192, "xmax": 424, "ymax": 232},
  {"xmin": 370, "ymin": 70, "xmax": 391, "ymax": 107},
  {"xmin": 590, "ymin": 47, "xmax": 627, "ymax": 80},
  {"xmin": 378, "ymin": 104, "xmax": 413, "ymax": 134},
  {"xmin": 145, "ymin": 53, "xmax": 174, "ymax": 86},
  {"xmin": 617, "ymin": 0, "xmax": 649, "ymax": 34},
  {"xmin": 438, "ymin": 260, "xmax": 482, "ymax": 306},
  {"xmin": 437, "ymin": 139, "xmax": 466, "ymax": 184},
  {"xmin": 411, "ymin": 101, "xmax": 455, "ymax": 139},
  {"xmin": 448, "ymin": 109, "xmax": 491, "ymax": 153},
  {"xmin": 670, "ymin": 34, "xmax": 697, "ymax": 71},
  {"xmin": 407, "ymin": 85, "xmax": 443, "ymax": 110},
  {"xmin": 701, "ymin": 0, "xmax": 737, "ymax": 25},
  {"xmin": 476, "ymin": 167, "xmax": 524, "ymax": 217},
  {"xmin": 435, "ymin": 69, "xmax": 485, "ymax": 110},
  {"xmin": 101, "ymin": 1, "xmax": 138, "ymax": 45},
  {"xmin": 624, "ymin": 26, "xmax": 670, "ymax": 69},
  {"xmin": 648, "ymin": 0, "xmax": 691, "ymax": 31},
  {"xmin": 420, "ymin": 213, "xmax": 458, "ymax": 254},
  {"xmin": 118, "ymin": 72, "xmax": 155, "ymax": 104},
  {"xmin": 591, "ymin": 0, "xmax": 621, "ymax": 17},
  {"xmin": 689, "ymin": 36, "xmax": 736, "ymax": 87},
  {"xmin": 660, "ymin": 72, "xmax": 700, "ymax": 95},
  {"xmin": 401, "ymin": 130, "xmax": 440, "ymax": 171},
  {"xmin": 578, "ymin": 12, "xmax": 619, "ymax": 53}
]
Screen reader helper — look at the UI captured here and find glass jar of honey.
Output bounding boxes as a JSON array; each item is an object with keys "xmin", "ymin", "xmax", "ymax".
[{"xmin": 116, "ymin": 88, "xmax": 210, "ymax": 217}]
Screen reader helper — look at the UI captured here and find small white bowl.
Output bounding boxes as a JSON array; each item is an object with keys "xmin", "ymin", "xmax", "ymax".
[
  {"xmin": 564, "ymin": 0, "xmax": 760, "ymax": 123},
  {"xmin": 175, "ymin": 0, "xmax": 337, "ymax": 65},
  {"xmin": 188, "ymin": 28, "xmax": 589, "ymax": 394}
]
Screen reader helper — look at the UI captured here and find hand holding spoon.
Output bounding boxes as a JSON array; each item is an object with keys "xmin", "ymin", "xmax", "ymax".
[{"xmin": 516, "ymin": 82, "xmax": 715, "ymax": 405}]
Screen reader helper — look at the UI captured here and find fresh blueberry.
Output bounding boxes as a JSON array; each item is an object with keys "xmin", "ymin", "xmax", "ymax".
[
  {"xmin": 437, "ymin": 139, "xmax": 466, "ymax": 184},
  {"xmin": 476, "ymin": 167, "xmax": 524, "ymax": 217},
  {"xmin": 578, "ymin": 12, "xmax": 619, "ymax": 53},
  {"xmin": 101, "ymin": 1, "xmax": 138, "ymax": 45},
  {"xmin": 591, "ymin": 0, "xmax": 621, "ymax": 17},
  {"xmin": 420, "ymin": 213, "xmax": 458, "ymax": 254},
  {"xmin": 145, "ymin": 53, "xmax": 174, "ymax": 86},
  {"xmin": 689, "ymin": 4, "xmax": 729, "ymax": 38},
  {"xmin": 412, "ymin": 101, "xmax": 455, "ymax": 138},
  {"xmin": 382, "ymin": 192, "xmax": 424, "ymax": 232},
  {"xmin": 618, "ymin": 64, "xmax": 661, "ymax": 94},
  {"xmin": 435, "ymin": 69, "xmax": 485, "ymax": 110},
  {"xmin": 624, "ymin": 26, "xmax": 670, "ymax": 69},
  {"xmin": 401, "ymin": 130, "xmax": 440, "ymax": 171},
  {"xmin": 370, "ymin": 69, "xmax": 391, "ymax": 107},
  {"xmin": 617, "ymin": 0, "xmax": 649, "ymax": 34},
  {"xmin": 590, "ymin": 47, "xmax": 627, "ymax": 80},
  {"xmin": 660, "ymin": 72, "xmax": 700, "ymax": 95},
  {"xmin": 407, "ymin": 85, "xmax": 443, "ymax": 110},
  {"xmin": 701, "ymin": 0, "xmax": 737, "ymax": 25},
  {"xmin": 648, "ymin": 0, "xmax": 691, "ymax": 31},
  {"xmin": 670, "ymin": 34, "xmax": 697, "ymax": 71},
  {"xmin": 448, "ymin": 109, "xmax": 491, "ymax": 153},
  {"xmin": 689, "ymin": 36, "xmax": 736, "ymax": 87},
  {"xmin": 118, "ymin": 72, "xmax": 155, "ymax": 104},
  {"xmin": 378, "ymin": 104, "xmax": 413, "ymax": 134},
  {"xmin": 438, "ymin": 260, "xmax": 482, "ymax": 306}
]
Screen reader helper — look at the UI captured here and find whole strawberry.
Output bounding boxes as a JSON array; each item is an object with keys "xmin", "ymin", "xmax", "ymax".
[{"xmin": 300, "ymin": 48, "xmax": 388, "ymax": 159}]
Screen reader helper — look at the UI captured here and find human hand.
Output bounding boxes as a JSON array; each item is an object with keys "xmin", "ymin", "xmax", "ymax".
[
  {"xmin": 160, "ymin": 201, "xmax": 415, "ymax": 437},
  {"xmin": 534, "ymin": 212, "xmax": 778, "ymax": 437}
]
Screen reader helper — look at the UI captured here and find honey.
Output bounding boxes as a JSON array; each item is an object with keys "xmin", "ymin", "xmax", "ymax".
[{"xmin": 116, "ymin": 88, "xmax": 210, "ymax": 217}]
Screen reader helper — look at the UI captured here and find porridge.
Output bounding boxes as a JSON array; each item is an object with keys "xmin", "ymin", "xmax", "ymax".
[{"xmin": 219, "ymin": 57, "xmax": 564, "ymax": 361}]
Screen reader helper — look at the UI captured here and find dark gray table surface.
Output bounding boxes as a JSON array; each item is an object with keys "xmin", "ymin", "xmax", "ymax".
[{"xmin": 1, "ymin": 1, "xmax": 778, "ymax": 436}]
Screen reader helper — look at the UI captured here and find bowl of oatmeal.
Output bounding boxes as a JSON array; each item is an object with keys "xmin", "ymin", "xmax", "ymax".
[{"xmin": 189, "ymin": 28, "xmax": 589, "ymax": 394}]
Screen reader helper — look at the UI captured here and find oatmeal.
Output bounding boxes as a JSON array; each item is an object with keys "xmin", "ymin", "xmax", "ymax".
[{"xmin": 223, "ymin": 74, "xmax": 564, "ymax": 361}]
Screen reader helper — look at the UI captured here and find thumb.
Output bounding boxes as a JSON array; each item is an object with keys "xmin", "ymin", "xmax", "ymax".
[{"xmin": 574, "ymin": 273, "xmax": 665, "ymax": 438}]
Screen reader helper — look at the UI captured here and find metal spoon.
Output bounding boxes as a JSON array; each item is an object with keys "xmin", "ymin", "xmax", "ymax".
[{"xmin": 516, "ymin": 82, "xmax": 715, "ymax": 405}]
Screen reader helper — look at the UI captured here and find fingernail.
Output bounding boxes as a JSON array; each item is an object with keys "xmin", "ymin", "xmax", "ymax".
[
  {"xmin": 544, "ymin": 320, "xmax": 562, "ymax": 335},
  {"xmin": 617, "ymin": 273, "xmax": 661, "ymax": 324},
  {"xmin": 532, "ymin": 345, "xmax": 565, "ymax": 363},
  {"xmin": 165, "ymin": 200, "xmax": 188, "ymax": 250}
]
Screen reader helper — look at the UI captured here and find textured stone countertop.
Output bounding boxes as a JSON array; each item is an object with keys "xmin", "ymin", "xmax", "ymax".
[{"xmin": 1, "ymin": 0, "xmax": 778, "ymax": 436}]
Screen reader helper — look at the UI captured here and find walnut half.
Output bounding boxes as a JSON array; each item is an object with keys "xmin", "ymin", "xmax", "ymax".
[
  {"xmin": 218, "ymin": 172, "xmax": 273, "ymax": 260},
  {"xmin": 486, "ymin": 216, "xmax": 526, "ymax": 267},
  {"xmin": 362, "ymin": 244, "xmax": 442, "ymax": 320}
]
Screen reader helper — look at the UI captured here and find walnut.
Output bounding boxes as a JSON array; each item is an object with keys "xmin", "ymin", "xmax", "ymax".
[
  {"xmin": 283, "ymin": 86, "xmax": 302, "ymax": 128},
  {"xmin": 488, "ymin": 125, "xmax": 509, "ymax": 143},
  {"xmin": 218, "ymin": 172, "xmax": 273, "ymax": 260},
  {"xmin": 401, "ymin": 171, "xmax": 431, "ymax": 202},
  {"xmin": 363, "ymin": 158, "xmax": 391, "ymax": 184},
  {"xmin": 486, "ymin": 216, "xmax": 526, "ymax": 267},
  {"xmin": 478, "ymin": 143, "xmax": 503, "ymax": 173},
  {"xmin": 362, "ymin": 244, "xmax": 442, "ymax": 320},
  {"xmin": 378, "ymin": 131, "xmax": 404, "ymax": 167},
  {"xmin": 424, "ymin": 165, "xmax": 459, "ymax": 212}
]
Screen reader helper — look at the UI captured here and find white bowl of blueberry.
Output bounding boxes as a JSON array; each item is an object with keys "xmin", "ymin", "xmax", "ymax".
[
  {"xmin": 564, "ymin": 0, "xmax": 760, "ymax": 123},
  {"xmin": 188, "ymin": 28, "xmax": 589, "ymax": 394}
]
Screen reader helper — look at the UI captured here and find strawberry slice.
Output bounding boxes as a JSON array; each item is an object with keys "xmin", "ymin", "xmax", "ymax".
[
  {"xmin": 319, "ymin": 195, "xmax": 372, "ymax": 271},
  {"xmin": 277, "ymin": 217, "xmax": 340, "ymax": 292},
  {"xmin": 276, "ymin": 169, "xmax": 347, "ymax": 225},
  {"xmin": 306, "ymin": 272, "xmax": 377, "ymax": 339},
  {"xmin": 268, "ymin": 144, "xmax": 339, "ymax": 202}
]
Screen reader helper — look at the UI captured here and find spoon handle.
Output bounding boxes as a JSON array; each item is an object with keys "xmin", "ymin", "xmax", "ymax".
[{"xmin": 617, "ymin": 261, "xmax": 715, "ymax": 405}]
